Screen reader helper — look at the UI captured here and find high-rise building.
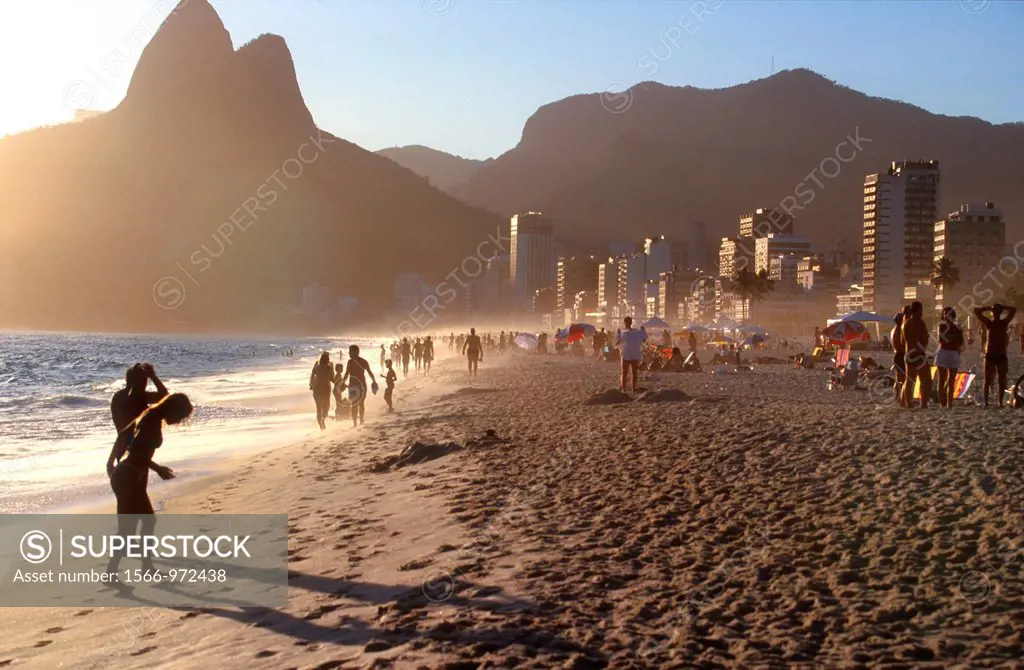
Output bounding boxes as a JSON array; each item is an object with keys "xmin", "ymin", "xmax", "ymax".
[
  {"xmin": 934, "ymin": 203, "xmax": 1006, "ymax": 310},
  {"xmin": 740, "ymin": 207, "xmax": 794, "ymax": 238},
  {"xmin": 617, "ymin": 252, "xmax": 647, "ymax": 315},
  {"xmin": 719, "ymin": 237, "xmax": 755, "ymax": 278},
  {"xmin": 797, "ymin": 255, "xmax": 842, "ymax": 293},
  {"xmin": 687, "ymin": 221, "xmax": 710, "ymax": 271},
  {"xmin": 862, "ymin": 160, "xmax": 940, "ymax": 315},
  {"xmin": 598, "ymin": 257, "xmax": 621, "ymax": 312},
  {"xmin": 754, "ymin": 234, "xmax": 812, "ymax": 278},
  {"xmin": 556, "ymin": 255, "xmax": 599, "ymax": 315},
  {"xmin": 482, "ymin": 255, "xmax": 511, "ymax": 315},
  {"xmin": 510, "ymin": 212, "xmax": 555, "ymax": 309},
  {"xmin": 644, "ymin": 235, "xmax": 687, "ymax": 281}
]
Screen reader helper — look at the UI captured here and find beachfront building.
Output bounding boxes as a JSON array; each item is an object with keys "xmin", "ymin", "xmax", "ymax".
[
  {"xmin": 754, "ymin": 234, "xmax": 812, "ymax": 278},
  {"xmin": 510, "ymin": 212, "xmax": 555, "ymax": 310},
  {"xmin": 837, "ymin": 284, "xmax": 865, "ymax": 317},
  {"xmin": 617, "ymin": 252, "xmax": 647, "ymax": 317},
  {"xmin": 687, "ymin": 221, "xmax": 710, "ymax": 271},
  {"xmin": 556, "ymin": 255, "xmax": 599, "ymax": 320},
  {"xmin": 934, "ymin": 202, "xmax": 1006, "ymax": 310},
  {"xmin": 719, "ymin": 237, "xmax": 755, "ymax": 278},
  {"xmin": 739, "ymin": 207, "xmax": 794, "ymax": 239},
  {"xmin": 797, "ymin": 255, "xmax": 842, "ymax": 294},
  {"xmin": 644, "ymin": 235, "xmax": 687, "ymax": 282},
  {"xmin": 862, "ymin": 160, "xmax": 940, "ymax": 316},
  {"xmin": 482, "ymin": 255, "xmax": 512, "ymax": 316},
  {"xmin": 597, "ymin": 257, "xmax": 621, "ymax": 315}
]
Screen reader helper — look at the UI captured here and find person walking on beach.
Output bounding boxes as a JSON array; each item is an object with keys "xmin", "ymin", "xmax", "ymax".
[
  {"xmin": 379, "ymin": 344, "xmax": 386, "ymax": 373},
  {"xmin": 687, "ymin": 331, "xmax": 698, "ymax": 356},
  {"xmin": 106, "ymin": 392, "xmax": 192, "ymax": 580},
  {"xmin": 890, "ymin": 310, "xmax": 907, "ymax": 406},
  {"xmin": 935, "ymin": 307, "xmax": 964, "ymax": 409},
  {"xmin": 901, "ymin": 301, "xmax": 931, "ymax": 409},
  {"xmin": 309, "ymin": 352, "xmax": 335, "ymax": 430},
  {"xmin": 974, "ymin": 303, "xmax": 1018, "ymax": 407},
  {"xmin": 413, "ymin": 337, "xmax": 423, "ymax": 372},
  {"xmin": 383, "ymin": 359, "xmax": 397, "ymax": 411},
  {"xmin": 107, "ymin": 363, "xmax": 173, "ymax": 479},
  {"xmin": 423, "ymin": 335, "xmax": 435, "ymax": 374},
  {"xmin": 400, "ymin": 338, "xmax": 412, "ymax": 378},
  {"xmin": 342, "ymin": 344, "xmax": 378, "ymax": 427},
  {"xmin": 332, "ymin": 362, "xmax": 347, "ymax": 421},
  {"xmin": 616, "ymin": 316, "xmax": 647, "ymax": 394},
  {"xmin": 463, "ymin": 327, "xmax": 483, "ymax": 376}
]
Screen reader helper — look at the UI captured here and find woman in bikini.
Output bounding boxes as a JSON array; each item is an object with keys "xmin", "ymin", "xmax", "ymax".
[{"xmin": 106, "ymin": 392, "xmax": 193, "ymax": 577}]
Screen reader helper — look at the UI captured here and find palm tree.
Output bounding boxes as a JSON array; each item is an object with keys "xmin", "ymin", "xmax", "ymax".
[
  {"xmin": 733, "ymin": 268, "xmax": 773, "ymax": 323},
  {"xmin": 929, "ymin": 256, "xmax": 960, "ymax": 308}
]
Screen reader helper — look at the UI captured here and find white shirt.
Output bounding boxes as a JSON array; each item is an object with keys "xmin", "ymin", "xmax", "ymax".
[{"xmin": 616, "ymin": 327, "xmax": 648, "ymax": 360}]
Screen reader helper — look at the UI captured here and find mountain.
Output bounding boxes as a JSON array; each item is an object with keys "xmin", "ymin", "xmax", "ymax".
[
  {"xmin": 377, "ymin": 145, "xmax": 486, "ymax": 192},
  {"xmin": 452, "ymin": 69, "xmax": 1024, "ymax": 253},
  {"xmin": 0, "ymin": 0, "xmax": 501, "ymax": 333}
]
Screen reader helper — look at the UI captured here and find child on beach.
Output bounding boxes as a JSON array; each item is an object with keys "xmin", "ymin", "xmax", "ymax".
[
  {"xmin": 332, "ymin": 362, "xmax": 346, "ymax": 421},
  {"xmin": 383, "ymin": 359, "xmax": 397, "ymax": 411}
]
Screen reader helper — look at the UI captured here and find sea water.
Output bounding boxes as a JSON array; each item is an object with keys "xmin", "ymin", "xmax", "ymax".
[{"xmin": 0, "ymin": 332, "xmax": 374, "ymax": 512}]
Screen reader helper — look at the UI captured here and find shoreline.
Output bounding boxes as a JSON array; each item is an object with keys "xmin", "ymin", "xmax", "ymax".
[{"xmin": 3, "ymin": 351, "xmax": 1024, "ymax": 668}]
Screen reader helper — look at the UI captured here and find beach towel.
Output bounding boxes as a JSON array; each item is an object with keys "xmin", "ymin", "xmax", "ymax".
[
  {"xmin": 834, "ymin": 348, "xmax": 851, "ymax": 368},
  {"xmin": 914, "ymin": 367, "xmax": 975, "ymax": 400}
]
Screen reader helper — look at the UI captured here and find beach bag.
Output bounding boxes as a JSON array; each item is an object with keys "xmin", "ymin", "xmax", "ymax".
[{"xmin": 348, "ymin": 381, "xmax": 364, "ymax": 401}]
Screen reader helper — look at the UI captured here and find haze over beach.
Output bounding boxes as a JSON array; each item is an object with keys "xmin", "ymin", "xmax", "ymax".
[{"xmin": 1, "ymin": 1, "xmax": 1024, "ymax": 668}]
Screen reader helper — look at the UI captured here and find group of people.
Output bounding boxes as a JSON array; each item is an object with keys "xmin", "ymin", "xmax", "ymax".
[
  {"xmin": 309, "ymin": 345, "xmax": 384, "ymax": 429},
  {"xmin": 890, "ymin": 301, "xmax": 1018, "ymax": 408},
  {"xmin": 384, "ymin": 336, "xmax": 436, "ymax": 378}
]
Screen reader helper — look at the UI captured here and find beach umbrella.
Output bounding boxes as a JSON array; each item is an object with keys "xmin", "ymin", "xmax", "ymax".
[
  {"xmin": 737, "ymin": 325, "xmax": 768, "ymax": 335},
  {"xmin": 566, "ymin": 323, "xmax": 596, "ymax": 343},
  {"xmin": 823, "ymin": 320, "xmax": 869, "ymax": 345},
  {"xmin": 514, "ymin": 333, "xmax": 539, "ymax": 350},
  {"xmin": 680, "ymin": 323, "xmax": 709, "ymax": 333},
  {"xmin": 742, "ymin": 335, "xmax": 767, "ymax": 346},
  {"xmin": 642, "ymin": 317, "xmax": 671, "ymax": 330},
  {"xmin": 839, "ymin": 310, "xmax": 889, "ymax": 323}
]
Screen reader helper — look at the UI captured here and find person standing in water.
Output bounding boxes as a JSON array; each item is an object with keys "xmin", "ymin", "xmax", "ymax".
[
  {"xmin": 309, "ymin": 352, "xmax": 335, "ymax": 430},
  {"xmin": 462, "ymin": 328, "xmax": 483, "ymax": 376},
  {"xmin": 342, "ymin": 344, "xmax": 378, "ymax": 427},
  {"xmin": 974, "ymin": 303, "xmax": 1018, "ymax": 407},
  {"xmin": 423, "ymin": 335, "xmax": 435, "ymax": 375},
  {"xmin": 106, "ymin": 392, "xmax": 193, "ymax": 579},
  {"xmin": 107, "ymin": 363, "xmax": 174, "ymax": 479},
  {"xmin": 383, "ymin": 359, "xmax": 397, "ymax": 411}
]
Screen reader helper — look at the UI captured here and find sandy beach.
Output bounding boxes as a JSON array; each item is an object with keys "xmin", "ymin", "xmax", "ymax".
[{"xmin": 3, "ymin": 349, "xmax": 1024, "ymax": 669}]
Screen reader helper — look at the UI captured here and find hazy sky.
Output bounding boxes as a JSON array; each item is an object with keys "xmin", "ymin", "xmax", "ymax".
[{"xmin": 1, "ymin": 0, "xmax": 1021, "ymax": 159}]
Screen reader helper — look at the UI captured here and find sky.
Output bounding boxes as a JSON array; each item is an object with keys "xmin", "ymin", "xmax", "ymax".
[{"xmin": 1, "ymin": 0, "xmax": 1022, "ymax": 160}]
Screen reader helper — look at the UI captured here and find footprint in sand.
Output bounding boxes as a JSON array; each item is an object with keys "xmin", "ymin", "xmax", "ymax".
[
  {"xmin": 33, "ymin": 641, "xmax": 52, "ymax": 648},
  {"xmin": 44, "ymin": 627, "xmax": 64, "ymax": 634},
  {"xmin": 128, "ymin": 646, "xmax": 157, "ymax": 657},
  {"xmin": 254, "ymin": 650, "xmax": 278, "ymax": 658}
]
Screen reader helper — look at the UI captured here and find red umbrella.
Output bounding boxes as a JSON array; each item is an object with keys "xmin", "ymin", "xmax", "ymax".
[
  {"xmin": 823, "ymin": 320, "xmax": 869, "ymax": 345},
  {"xmin": 566, "ymin": 323, "xmax": 596, "ymax": 343}
]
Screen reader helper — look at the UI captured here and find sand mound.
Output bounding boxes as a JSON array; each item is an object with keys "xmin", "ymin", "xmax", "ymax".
[
  {"xmin": 369, "ymin": 441, "xmax": 462, "ymax": 472},
  {"xmin": 464, "ymin": 429, "xmax": 510, "ymax": 450},
  {"xmin": 633, "ymin": 388, "xmax": 690, "ymax": 403},
  {"xmin": 584, "ymin": 389, "xmax": 632, "ymax": 405}
]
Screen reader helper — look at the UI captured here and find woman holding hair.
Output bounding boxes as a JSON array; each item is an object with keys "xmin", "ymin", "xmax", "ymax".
[{"xmin": 106, "ymin": 392, "xmax": 193, "ymax": 577}]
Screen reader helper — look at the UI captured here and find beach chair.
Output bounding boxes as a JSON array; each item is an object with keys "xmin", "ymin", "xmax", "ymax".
[{"xmin": 833, "ymin": 348, "xmax": 851, "ymax": 369}]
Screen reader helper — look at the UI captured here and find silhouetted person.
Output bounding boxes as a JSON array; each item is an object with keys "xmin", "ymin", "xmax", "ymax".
[
  {"xmin": 379, "ymin": 344, "xmax": 386, "ymax": 373},
  {"xmin": 974, "ymin": 303, "xmax": 1018, "ymax": 407},
  {"xmin": 332, "ymin": 362, "xmax": 347, "ymax": 421},
  {"xmin": 383, "ymin": 359, "xmax": 397, "ymax": 412},
  {"xmin": 107, "ymin": 363, "xmax": 171, "ymax": 478},
  {"xmin": 413, "ymin": 337, "xmax": 423, "ymax": 371},
  {"xmin": 935, "ymin": 307, "xmax": 964, "ymax": 409},
  {"xmin": 342, "ymin": 344, "xmax": 377, "ymax": 427},
  {"xmin": 616, "ymin": 316, "xmax": 647, "ymax": 394},
  {"xmin": 400, "ymin": 338, "xmax": 412, "ymax": 377},
  {"xmin": 463, "ymin": 328, "xmax": 483, "ymax": 376},
  {"xmin": 423, "ymin": 335, "xmax": 434, "ymax": 374},
  {"xmin": 309, "ymin": 351, "xmax": 334, "ymax": 430},
  {"xmin": 106, "ymin": 393, "xmax": 192, "ymax": 579},
  {"xmin": 687, "ymin": 331, "xmax": 698, "ymax": 355},
  {"xmin": 890, "ymin": 309, "xmax": 907, "ymax": 406},
  {"xmin": 901, "ymin": 301, "xmax": 930, "ymax": 409}
]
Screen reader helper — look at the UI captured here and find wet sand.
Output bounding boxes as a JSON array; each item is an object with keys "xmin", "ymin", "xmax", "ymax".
[{"xmin": 3, "ymin": 350, "xmax": 1024, "ymax": 668}]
